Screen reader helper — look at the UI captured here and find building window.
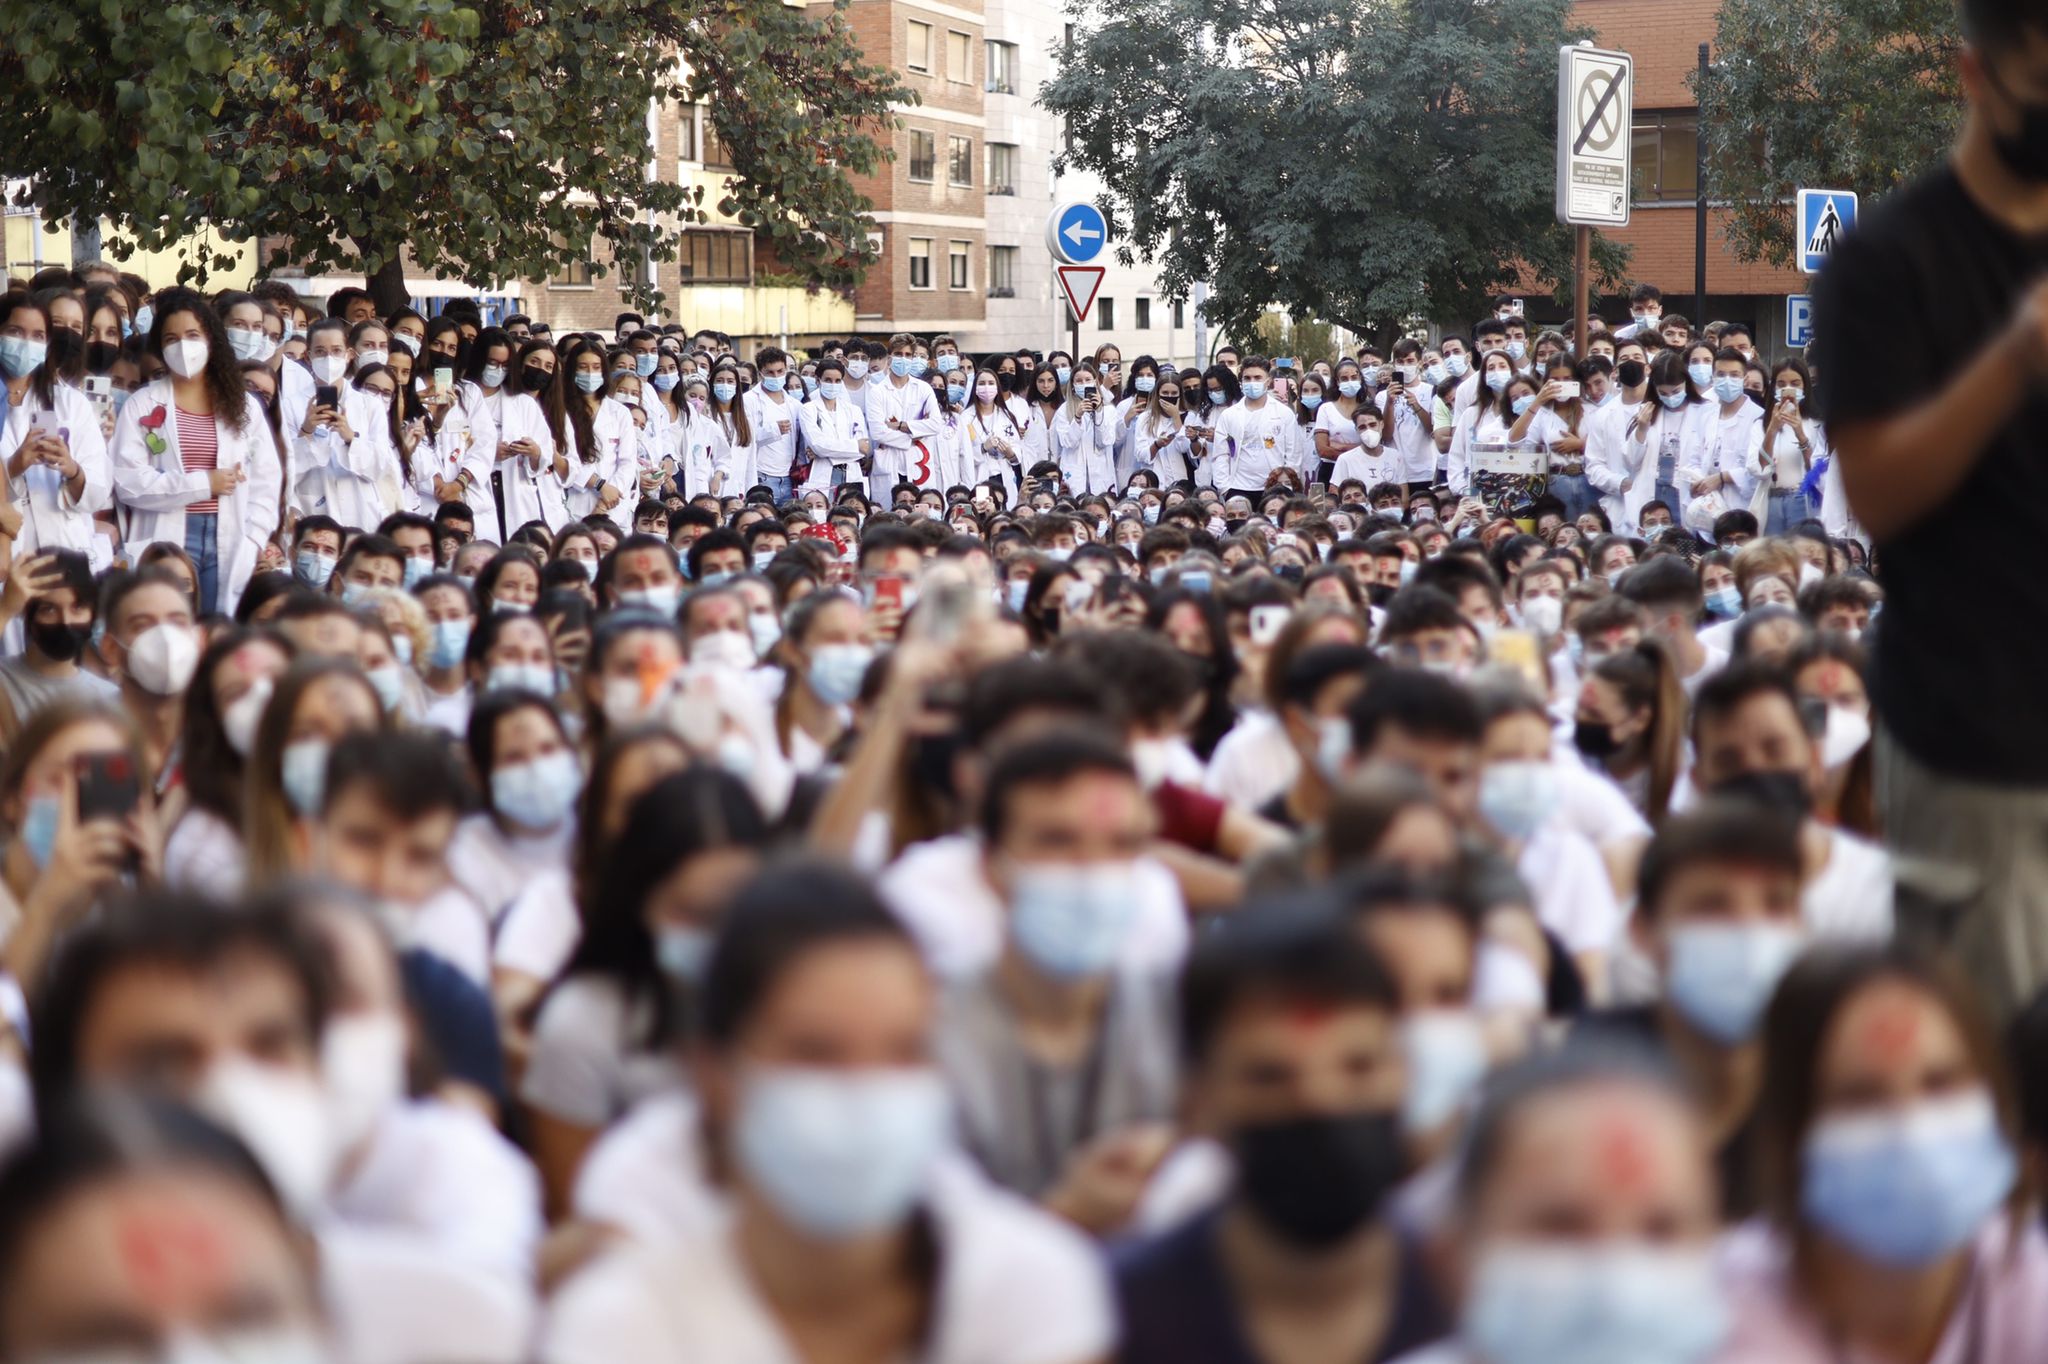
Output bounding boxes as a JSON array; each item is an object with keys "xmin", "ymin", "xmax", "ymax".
[
  {"xmin": 1172, "ymin": 300, "xmax": 1186, "ymax": 330},
  {"xmin": 986, "ymin": 40, "xmax": 1018, "ymax": 94},
  {"xmin": 948, "ymin": 136, "xmax": 973, "ymax": 187},
  {"xmin": 987, "ymin": 143, "xmax": 1017, "ymax": 195},
  {"xmin": 550, "ymin": 237, "xmax": 594, "ymax": 288},
  {"xmin": 909, "ymin": 238, "xmax": 933, "ymax": 290},
  {"xmin": 948, "ymin": 240, "xmax": 970, "ymax": 290},
  {"xmin": 906, "ymin": 20, "xmax": 932, "ymax": 73},
  {"xmin": 702, "ymin": 120, "xmax": 734, "ymax": 170},
  {"xmin": 1134, "ymin": 297, "xmax": 1151, "ymax": 330},
  {"xmin": 907, "ymin": 129, "xmax": 935, "ymax": 182},
  {"xmin": 1098, "ymin": 297, "xmax": 1116, "ymax": 330},
  {"xmin": 1631, "ymin": 110, "xmax": 1698, "ymax": 203},
  {"xmin": 678, "ymin": 229, "xmax": 751, "ymax": 285},
  {"xmin": 988, "ymin": 245, "xmax": 1017, "ymax": 298},
  {"xmin": 947, "ymin": 30, "xmax": 972, "ymax": 83},
  {"xmin": 676, "ymin": 107, "xmax": 699, "ymax": 163}
]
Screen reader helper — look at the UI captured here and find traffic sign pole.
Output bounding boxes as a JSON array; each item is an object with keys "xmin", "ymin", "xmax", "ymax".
[{"xmin": 1574, "ymin": 226, "xmax": 1590, "ymax": 361}]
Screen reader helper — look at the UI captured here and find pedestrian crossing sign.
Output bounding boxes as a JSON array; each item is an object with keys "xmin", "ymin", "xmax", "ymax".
[{"xmin": 1798, "ymin": 188, "xmax": 1857, "ymax": 275}]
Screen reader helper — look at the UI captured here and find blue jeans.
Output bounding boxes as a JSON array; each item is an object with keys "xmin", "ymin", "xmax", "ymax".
[
  {"xmin": 183, "ymin": 512, "xmax": 220, "ymax": 615},
  {"xmin": 1548, "ymin": 472, "xmax": 1595, "ymax": 521},
  {"xmin": 759, "ymin": 474, "xmax": 795, "ymax": 503},
  {"xmin": 1766, "ymin": 489, "xmax": 1811, "ymax": 535}
]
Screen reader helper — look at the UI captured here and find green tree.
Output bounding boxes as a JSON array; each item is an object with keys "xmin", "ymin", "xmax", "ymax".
[
  {"xmin": 1697, "ymin": 0, "xmax": 1961, "ymax": 269},
  {"xmin": 1041, "ymin": 0, "xmax": 1629, "ymax": 343},
  {"xmin": 0, "ymin": 0, "xmax": 908, "ymax": 311}
]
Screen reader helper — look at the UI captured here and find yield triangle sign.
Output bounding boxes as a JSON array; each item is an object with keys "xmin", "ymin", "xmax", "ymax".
[{"xmin": 1056, "ymin": 265, "xmax": 1106, "ymax": 324}]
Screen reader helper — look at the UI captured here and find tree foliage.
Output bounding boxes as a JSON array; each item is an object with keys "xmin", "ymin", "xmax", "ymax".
[
  {"xmin": 0, "ymin": 0, "xmax": 909, "ymax": 310},
  {"xmin": 1697, "ymin": 0, "xmax": 1961, "ymax": 269},
  {"xmin": 1041, "ymin": 0, "xmax": 1630, "ymax": 342}
]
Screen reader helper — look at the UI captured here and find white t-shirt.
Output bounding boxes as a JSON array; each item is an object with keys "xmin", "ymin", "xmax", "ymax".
[
  {"xmin": 420, "ymin": 681, "xmax": 473, "ymax": 738},
  {"xmin": 1203, "ymin": 710, "xmax": 1299, "ymax": 811},
  {"xmin": 877, "ymin": 834, "xmax": 1189, "ymax": 982},
  {"xmin": 1804, "ymin": 827, "xmax": 1895, "ymax": 941},
  {"xmin": 326, "ymin": 1099, "xmax": 543, "ymax": 1289},
  {"xmin": 572, "ymin": 1090, "xmax": 720, "ymax": 1244},
  {"xmin": 405, "ymin": 886, "xmax": 492, "ymax": 988},
  {"xmin": 163, "ymin": 806, "xmax": 247, "ymax": 899},
  {"xmin": 1680, "ymin": 640, "xmax": 1731, "ymax": 699},
  {"xmin": 493, "ymin": 868, "xmax": 581, "ymax": 983},
  {"xmin": 447, "ymin": 813, "xmax": 574, "ymax": 929},
  {"xmin": 521, "ymin": 976, "xmax": 684, "ymax": 1128},
  {"xmin": 1518, "ymin": 824, "xmax": 1625, "ymax": 956},
  {"xmin": 540, "ymin": 1161, "xmax": 1115, "ymax": 1364}
]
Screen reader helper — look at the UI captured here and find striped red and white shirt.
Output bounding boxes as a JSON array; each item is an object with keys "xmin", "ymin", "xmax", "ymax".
[{"xmin": 177, "ymin": 406, "xmax": 219, "ymax": 514}]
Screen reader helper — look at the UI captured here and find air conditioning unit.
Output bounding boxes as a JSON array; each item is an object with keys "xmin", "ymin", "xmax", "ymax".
[{"xmin": 988, "ymin": 287, "xmax": 1016, "ymax": 299}]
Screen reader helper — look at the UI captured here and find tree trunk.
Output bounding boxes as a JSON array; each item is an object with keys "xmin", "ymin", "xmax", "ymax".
[{"xmin": 363, "ymin": 252, "xmax": 409, "ymax": 317}]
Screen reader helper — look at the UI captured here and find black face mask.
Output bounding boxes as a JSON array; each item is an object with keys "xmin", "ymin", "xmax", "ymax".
[
  {"xmin": 1233, "ymin": 1110, "xmax": 1406, "ymax": 1250},
  {"xmin": 1988, "ymin": 65, "xmax": 2048, "ymax": 183},
  {"xmin": 521, "ymin": 364, "xmax": 553, "ymax": 394},
  {"xmin": 907, "ymin": 731, "xmax": 961, "ymax": 804},
  {"xmin": 1274, "ymin": 563, "xmax": 1305, "ymax": 583},
  {"xmin": 1615, "ymin": 359, "xmax": 1647, "ymax": 388},
  {"xmin": 1712, "ymin": 769, "xmax": 1812, "ymax": 820},
  {"xmin": 85, "ymin": 340, "xmax": 121, "ymax": 373},
  {"xmin": 28, "ymin": 616, "xmax": 92, "ymax": 663},
  {"xmin": 1573, "ymin": 718, "xmax": 1619, "ymax": 760},
  {"xmin": 46, "ymin": 328, "xmax": 82, "ymax": 372},
  {"xmin": 1365, "ymin": 581, "xmax": 1396, "ymax": 609}
]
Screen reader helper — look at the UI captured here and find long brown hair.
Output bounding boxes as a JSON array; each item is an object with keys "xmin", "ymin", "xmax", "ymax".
[
  {"xmin": 243, "ymin": 659, "xmax": 387, "ymax": 883},
  {"xmin": 1591, "ymin": 638, "xmax": 1686, "ymax": 823}
]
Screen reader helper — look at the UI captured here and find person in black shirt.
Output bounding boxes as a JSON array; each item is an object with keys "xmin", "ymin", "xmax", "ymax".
[
  {"xmin": 1113, "ymin": 903, "xmax": 1448, "ymax": 1364},
  {"xmin": 1573, "ymin": 800, "xmax": 1805, "ymax": 1218},
  {"xmin": 1814, "ymin": 0, "xmax": 2048, "ymax": 1014}
]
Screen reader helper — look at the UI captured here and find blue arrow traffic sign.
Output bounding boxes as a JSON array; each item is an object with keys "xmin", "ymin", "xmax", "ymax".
[{"xmin": 1047, "ymin": 202, "xmax": 1109, "ymax": 265}]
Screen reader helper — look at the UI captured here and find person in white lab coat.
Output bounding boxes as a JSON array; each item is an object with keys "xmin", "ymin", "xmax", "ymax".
[
  {"xmin": 1583, "ymin": 338, "xmax": 1655, "ymax": 532},
  {"xmin": 1054, "ymin": 361, "xmax": 1117, "ymax": 496},
  {"xmin": 451, "ymin": 326, "xmax": 519, "ymax": 544},
  {"xmin": 108, "ymin": 288, "xmax": 281, "ymax": 616},
  {"xmin": 797, "ymin": 358, "xmax": 872, "ymax": 494},
  {"xmin": 1128, "ymin": 371, "xmax": 1194, "ymax": 485},
  {"xmin": 704, "ymin": 362, "xmax": 757, "ymax": 498},
  {"xmin": 964, "ymin": 368, "xmax": 1028, "ymax": 501},
  {"xmin": 0, "ymin": 295, "xmax": 110, "ymax": 562},
  {"xmin": 1212, "ymin": 358, "xmax": 1301, "ymax": 501},
  {"xmin": 1757, "ymin": 358, "xmax": 1829, "ymax": 535},
  {"xmin": 499, "ymin": 339, "xmax": 572, "ymax": 534},
  {"xmin": 1681, "ymin": 346, "xmax": 1766, "ymax": 531},
  {"xmin": 866, "ymin": 335, "xmax": 945, "ymax": 492},
  {"xmin": 560, "ymin": 344, "xmax": 635, "ymax": 531},
  {"xmin": 1017, "ymin": 364, "xmax": 1064, "ymax": 473}
]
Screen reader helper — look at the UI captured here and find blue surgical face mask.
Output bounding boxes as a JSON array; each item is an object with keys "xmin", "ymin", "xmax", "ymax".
[
  {"xmin": 1484, "ymin": 370, "xmax": 1512, "ymax": 393},
  {"xmin": 1712, "ymin": 375, "xmax": 1747, "ymax": 404},
  {"xmin": 1399, "ymin": 1011, "xmax": 1490, "ymax": 1135},
  {"xmin": 339, "ymin": 580, "xmax": 375, "ymax": 608},
  {"xmin": 1301, "ymin": 393, "xmax": 1323, "ymax": 411},
  {"xmin": 909, "ymin": 356, "xmax": 929, "ymax": 377},
  {"xmin": 294, "ymin": 551, "xmax": 336, "ymax": 588},
  {"xmin": 1705, "ymin": 586, "xmax": 1742, "ymax": 619},
  {"xmin": 819, "ymin": 381, "xmax": 846, "ymax": 401},
  {"xmin": 1511, "ymin": 394, "xmax": 1535, "ymax": 416},
  {"xmin": 801, "ymin": 375, "xmax": 819, "ymax": 395},
  {"xmin": 1004, "ymin": 578, "xmax": 1030, "ymax": 612},
  {"xmin": 1801, "ymin": 1090, "xmax": 2017, "ymax": 1266},
  {"xmin": 0, "ymin": 336, "xmax": 48, "ymax": 379},
  {"xmin": 656, "ymin": 925, "xmax": 714, "ymax": 984},
  {"xmin": 573, "ymin": 371, "xmax": 604, "ymax": 394},
  {"xmin": 1687, "ymin": 361, "xmax": 1714, "ymax": 388},
  {"xmin": 1659, "ymin": 390, "xmax": 1688, "ymax": 411},
  {"xmin": 20, "ymin": 793, "xmax": 60, "ymax": 869},
  {"xmin": 617, "ymin": 585, "xmax": 681, "ymax": 616},
  {"xmin": 1444, "ymin": 352, "xmax": 1470, "ymax": 378},
  {"xmin": 1241, "ymin": 379, "xmax": 1267, "ymax": 401},
  {"xmin": 696, "ymin": 570, "xmax": 736, "ymax": 590},
  {"xmin": 1478, "ymin": 761, "xmax": 1555, "ymax": 841},
  {"xmin": 1055, "ymin": 366, "xmax": 1073, "ymax": 386},
  {"xmin": 734, "ymin": 1066, "xmax": 951, "ymax": 1239},
  {"xmin": 807, "ymin": 643, "xmax": 874, "ymax": 707},
  {"xmin": 1505, "ymin": 339, "xmax": 1527, "ymax": 362},
  {"xmin": 281, "ymin": 739, "xmax": 331, "ymax": 818},
  {"xmin": 481, "ymin": 363, "xmax": 507, "ymax": 389},
  {"xmin": 487, "ymin": 662, "xmax": 556, "ymax": 695},
  {"xmin": 934, "ymin": 353, "xmax": 959, "ymax": 374},
  {"xmin": 713, "ymin": 381, "xmax": 737, "ymax": 403},
  {"xmin": 402, "ymin": 556, "xmax": 430, "ymax": 590},
  {"xmin": 133, "ymin": 304, "xmax": 155, "ymax": 336},
  {"xmin": 634, "ymin": 353, "xmax": 657, "ymax": 378},
  {"xmin": 427, "ymin": 618, "xmax": 472, "ymax": 669},
  {"xmin": 1422, "ymin": 363, "xmax": 1447, "ymax": 386},
  {"xmin": 651, "ymin": 371, "xmax": 680, "ymax": 392},
  {"xmin": 1464, "ymin": 1243, "xmax": 1730, "ymax": 1364},
  {"xmin": 761, "ymin": 373, "xmax": 786, "ymax": 393},
  {"xmin": 491, "ymin": 749, "xmax": 581, "ymax": 829},
  {"xmin": 947, "ymin": 384, "xmax": 967, "ymax": 405},
  {"xmin": 889, "ymin": 356, "xmax": 915, "ymax": 379},
  {"xmin": 1006, "ymin": 861, "xmax": 1140, "ymax": 978},
  {"xmin": 1134, "ymin": 375, "xmax": 1155, "ymax": 394},
  {"xmin": 1338, "ymin": 379, "xmax": 1362, "ymax": 397},
  {"xmin": 1182, "ymin": 569, "xmax": 1213, "ymax": 595},
  {"xmin": 1664, "ymin": 923, "xmax": 1804, "ymax": 1045}
]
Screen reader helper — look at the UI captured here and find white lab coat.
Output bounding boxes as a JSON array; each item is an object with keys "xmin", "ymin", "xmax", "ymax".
[
  {"xmin": 864, "ymin": 378, "xmax": 943, "ymax": 488},
  {"xmin": 495, "ymin": 394, "xmax": 570, "ymax": 534},
  {"xmin": 964, "ymin": 402, "xmax": 1026, "ymax": 500},
  {"xmin": 408, "ymin": 403, "xmax": 486, "ymax": 525},
  {"xmin": 797, "ymin": 396, "xmax": 870, "ymax": 492},
  {"xmin": 1054, "ymin": 401, "xmax": 1117, "ymax": 496},
  {"xmin": 1129, "ymin": 408, "xmax": 1192, "ymax": 485},
  {"xmin": 705, "ymin": 408, "xmax": 755, "ymax": 496},
  {"xmin": 109, "ymin": 378, "xmax": 281, "ymax": 615},
  {"xmin": 1, "ymin": 382, "xmax": 111, "ymax": 558},
  {"xmin": 562, "ymin": 399, "xmax": 636, "ymax": 530},
  {"xmin": 448, "ymin": 382, "xmax": 506, "ymax": 544}
]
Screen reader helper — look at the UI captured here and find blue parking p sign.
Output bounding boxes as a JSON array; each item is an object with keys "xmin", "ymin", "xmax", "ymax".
[
  {"xmin": 1797, "ymin": 188, "xmax": 1857, "ymax": 274},
  {"xmin": 1786, "ymin": 294, "xmax": 1815, "ymax": 349}
]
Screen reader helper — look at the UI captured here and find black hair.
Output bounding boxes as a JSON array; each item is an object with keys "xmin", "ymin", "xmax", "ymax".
[
  {"xmin": 1377, "ymin": 584, "xmax": 1477, "ymax": 643},
  {"xmin": 319, "ymin": 729, "xmax": 471, "ymax": 821},
  {"xmin": 698, "ymin": 857, "xmax": 916, "ymax": 1048},
  {"xmin": 978, "ymin": 725, "xmax": 1137, "ymax": 846},
  {"xmin": 1346, "ymin": 668, "xmax": 1484, "ymax": 754},
  {"xmin": 1690, "ymin": 658, "xmax": 1814, "ymax": 747},
  {"xmin": 1413, "ymin": 554, "xmax": 1503, "ymax": 610},
  {"xmin": 465, "ymin": 686, "xmax": 570, "ymax": 785},
  {"xmin": 1178, "ymin": 896, "xmax": 1397, "ymax": 1068},
  {"xmin": 687, "ymin": 527, "xmax": 747, "ymax": 581},
  {"xmin": 1276, "ymin": 643, "xmax": 1377, "ymax": 712},
  {"xmin": 1056, "ymin": 628, "xmax": 1201, "ymax": 728},
  {"xmin": 336, "ymin": 533, "xmax": 404, "ymax": 580},
  {"xmin": 1619, "ymin": 553, "xmax": 1704, "ymax": 619},
  {"xmin": 959, "ymin": 656, "xmax": 1108, "ymax": 748},
  {"xmin": 1637, "ymin": 799, "xmax": 1805, "ymax": 918}
]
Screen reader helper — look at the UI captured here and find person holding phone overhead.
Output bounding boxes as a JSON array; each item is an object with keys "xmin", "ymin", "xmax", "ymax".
[
  {"xmin": 1817, "ymin": 0, "xmax": 2048, "ymax": 1015},
  {"xmin": 109, "ymin": 287, "xmax": 280, "ymax": 616},
  {"xmin": 1054, "ymin": 361, "xmax": 1117, "ymax": 497},
  {"xmin": 1131, "ymin": 371, "xmax": 1192, "ymax": 485},
  {"xmin": 0, "ymin": 294, "xmax": 108, "ymax": 565}
]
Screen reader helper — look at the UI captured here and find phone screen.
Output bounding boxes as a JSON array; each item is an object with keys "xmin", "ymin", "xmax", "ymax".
[
  {"xmin": 316, "ymin": 384, "xmax": 340, "ymax": 409},
  {"xmin": 76, "ymin": 752, "xmax": 141, "ymax": 823}
]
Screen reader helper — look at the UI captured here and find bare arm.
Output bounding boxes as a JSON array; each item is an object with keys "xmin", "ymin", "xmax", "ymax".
[{"xmin": 1835, "ymin": 287, "xmax": 2040, "ymax": 543}]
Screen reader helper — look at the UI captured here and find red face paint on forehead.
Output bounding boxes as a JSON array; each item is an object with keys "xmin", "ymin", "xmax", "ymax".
[
  {"xmin": 117, "ymin": 1206, "xmax": 230, "ymax": 1312},
  {"xmin": 1287, "ymin": 1002, "xmax": 1336, "ymax": 1031},
  {"xmin": 1593, "ymin": 1109, "xmax": 1657, "ymax": 1195},
  {"xmin": 228, "ymin": 647, "xmax": 266, "ymax": 675},
  {"xmin": 1859, "ymin": 999, "xmax": 1919, "ymax": 1066}
]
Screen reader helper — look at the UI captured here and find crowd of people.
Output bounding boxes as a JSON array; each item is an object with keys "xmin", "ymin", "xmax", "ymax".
[{"xmin": 0, "ymin": 240, "xmax": 2042, "ymax": 1364}]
